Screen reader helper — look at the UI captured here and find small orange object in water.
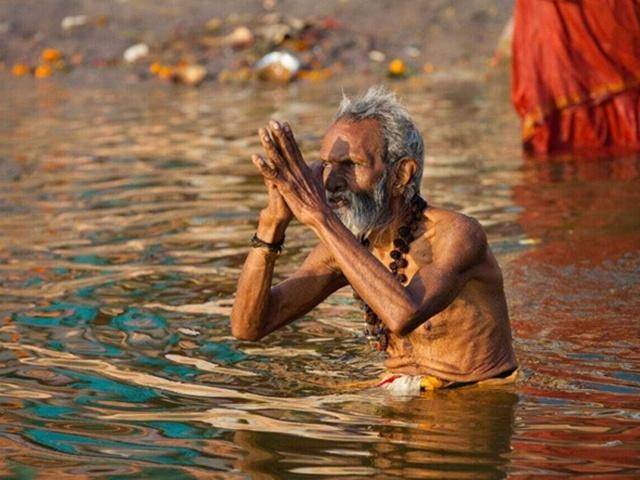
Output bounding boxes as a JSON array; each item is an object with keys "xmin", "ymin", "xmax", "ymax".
[
  {"xmin": 41, "ymin": 48, "xmax": 62, "ymax": 63},
  {"xmin": 34, "ymin": 64, "xmax": 53, "ymax": 78},
  {"xmin": 388, "ymin": 58, "xmax": 407, "ymax": 77},
  {"xmin": 11, "ymin": 63, "xmax": 30, "ymax": 76},
  {"xmin": 157, "ymin": 65, "xmax": 173, "ymax": 80},
  {"xmin": 298, "ymin": 68, "xmax": 333, "ymax": 82},
  {"xmin": 149, "ymin": 62, "xmax": 162, "ymax": 75}
]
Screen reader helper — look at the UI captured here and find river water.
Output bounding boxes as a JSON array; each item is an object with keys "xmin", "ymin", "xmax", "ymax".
[{"xmin": 0, "ymin": 73, "xmax": 639, "ymax": 478}]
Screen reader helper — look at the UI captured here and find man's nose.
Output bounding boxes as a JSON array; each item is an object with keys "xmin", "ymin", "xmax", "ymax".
[{"xmin": 324, "ymin": 167, "xmax": 347, "ymax": 193}]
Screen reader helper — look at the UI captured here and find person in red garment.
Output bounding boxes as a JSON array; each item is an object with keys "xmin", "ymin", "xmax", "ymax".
[{"xmin": 512, "ymin": 0, "xmax": 640, "ymax": 155}]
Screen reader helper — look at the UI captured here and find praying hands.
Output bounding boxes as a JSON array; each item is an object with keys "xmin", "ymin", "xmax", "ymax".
[{"xmin": 251, "ymin": 120, "xmax": 329, "ymax": 229}]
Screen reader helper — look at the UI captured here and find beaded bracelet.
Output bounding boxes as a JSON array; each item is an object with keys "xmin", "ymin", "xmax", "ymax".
[{"xmin": 251, "ymin": 233, "xmax": 285, "ymax": 254}]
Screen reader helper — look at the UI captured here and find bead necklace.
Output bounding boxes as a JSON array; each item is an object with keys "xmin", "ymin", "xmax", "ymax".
[{"xmin": 353, "ymin": 194, "xmax": 427, "ymax": 351}]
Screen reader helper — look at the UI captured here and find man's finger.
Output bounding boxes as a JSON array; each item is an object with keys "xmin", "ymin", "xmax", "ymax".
[
  {"xmin": 260, "ymin": 150, "xmax": 276, "ymax": 170},
  {"xmin": 283, "ymin": 121, "xmax": 306, "ymax": 167},
  {"xmin": 269, "ymin": 120, "xmax": 307, "ymax": 176},
  {"xmin": 258, "ymin": 127, "xmax": 287, "ymax": 170},
  {"xmin": 268, "ymin": 120, "xmax": 293, "ymax": 159},
  {"xmin": 251, "ymin": 154, "xmax": 277, "ymax": 179}
]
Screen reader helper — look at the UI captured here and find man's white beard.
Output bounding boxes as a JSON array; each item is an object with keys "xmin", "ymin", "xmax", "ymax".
[{"xmin": 329, "ymin": 169, "xmax": 392, "ymax": 239}]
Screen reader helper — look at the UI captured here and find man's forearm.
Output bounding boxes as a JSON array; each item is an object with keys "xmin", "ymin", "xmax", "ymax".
[
  {"xmin": 310, "ymin": 213, "xmax": 418, "ymax": 334},
  {"xmin": 230, "ymin": 212, "xmax": 287, "ymax": 340}
]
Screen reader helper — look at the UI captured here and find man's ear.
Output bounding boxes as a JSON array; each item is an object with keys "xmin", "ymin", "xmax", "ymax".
[{"xmin": 392, "ymin": 157, "xmax": 418, "ymax": 194}]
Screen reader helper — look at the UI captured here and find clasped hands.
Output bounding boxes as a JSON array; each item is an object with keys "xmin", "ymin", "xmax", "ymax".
[{"xmin": 252, "ymin": 120, "xmax": 328, "ymax": 228}]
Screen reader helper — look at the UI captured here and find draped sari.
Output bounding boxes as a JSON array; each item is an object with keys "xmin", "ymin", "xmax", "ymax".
[{"xmin": 512, "ymin": 0, "xmax": 640, "ymax": 155}]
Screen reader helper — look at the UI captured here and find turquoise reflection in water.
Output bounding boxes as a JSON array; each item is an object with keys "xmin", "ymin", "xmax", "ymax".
[
  {"xmin": 46, "ymin": 339, "xmax": 123, "ymax": 357},
  {"xmin": 14, "ymin": 302, "xmax": 98, "ymax": 328},
  {"xmin": 27, "ymin": 404, "xmax": 76, "ymax": 420},
  {"xmin": 111, "ymin": 308, "xmax": 167, "ymax": 331},
  {"xmin": 72, "ymin": 254, "xmax": 109, "ymax": 265},
  {"xmin": 63, "ymin": 369, "xmax": 159, "ymax": 404},
  {"xmin": 200, "ymin": 341, "xmax": 247, "ymax": 364},
  {"xmin": 23, "ymin": 276, "xmax": 44, "ymax": 287},
  {"xmin": 147, "ymin": 421, "xmax": 206, "ymax": 439},
  {"xmin": 24, "ymin": 429, "xmax": 200, "ymax": 464},
  {"xmin": 136, "ymin": 355, "xmax": 198, "ymax": 379}
]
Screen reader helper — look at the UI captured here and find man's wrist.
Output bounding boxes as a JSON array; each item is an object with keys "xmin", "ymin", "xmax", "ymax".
[
  {"xmin": 308, "ymin": 206, "xmax": 338, "ymax": 237},
  {"xmin": 257, "ymin": 210, "xmax": 289, "ymax": 244}
]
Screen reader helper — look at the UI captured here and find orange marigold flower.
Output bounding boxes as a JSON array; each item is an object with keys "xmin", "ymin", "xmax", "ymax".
[
  {"xmin": 157, "ymin": 65, "xmax": 174, "ymax": 80},
  {"xmin": 388, "ymin": 58, "xmax": 407, "ymax": 77},
  {"xmin": 41, "ymin": 48, "xmax": 63, "ymax": 63},
  {"xmin": 149, "ymin": 62, "xmax": 162, "ymax": 75},
  {"xmin": 11, "ymin": 63, "xmax": 31, "ymax": 76},
  {"xmin": 34, "ymin": 64, "xmax": 53, "ymax": 78}
]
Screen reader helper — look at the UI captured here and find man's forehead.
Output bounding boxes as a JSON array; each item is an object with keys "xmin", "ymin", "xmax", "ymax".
[{"xmin": 320, "ymin": 117, "xmax": 383, "ymax": 161}]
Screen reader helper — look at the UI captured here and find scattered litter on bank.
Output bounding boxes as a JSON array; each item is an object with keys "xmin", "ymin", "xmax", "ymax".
[{"xmin": 123, "ymin": 43, "xmax": 149, "ymax": 63}]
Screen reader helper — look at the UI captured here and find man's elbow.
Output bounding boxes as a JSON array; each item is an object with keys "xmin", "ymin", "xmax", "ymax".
[
  {"xmin": 386, "ymin": 318, "xmax": 417, "ymax": 337},
  {"xmin": 384, "ymin": 305, "xmax": 424, "ymax": 337},
  {"xmin": 231, "ymin": 324, "xmax": 263, "ymax": 342},
  {"xmin": 230, "ymin": 312, "xmax": 264, "ymax": 341},
  {"xmin": 233, "ymin": 331, "xmax": 262, "ymax": 342}
]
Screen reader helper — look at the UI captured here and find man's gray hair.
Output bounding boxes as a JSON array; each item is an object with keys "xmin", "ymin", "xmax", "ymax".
[{"xmin": 335, "ymin": 86, "xmax": 424, "ymax": 200}]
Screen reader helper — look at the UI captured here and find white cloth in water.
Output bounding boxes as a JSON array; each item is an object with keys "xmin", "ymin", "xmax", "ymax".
[{"xmin": 379, "ymin": 375, "xmax": 423, "ymax": 396}]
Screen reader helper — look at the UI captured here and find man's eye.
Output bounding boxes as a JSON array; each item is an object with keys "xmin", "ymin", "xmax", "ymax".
[{"xmin": 343, "ymin": 159, "xmax": 355, "ymax": 167}]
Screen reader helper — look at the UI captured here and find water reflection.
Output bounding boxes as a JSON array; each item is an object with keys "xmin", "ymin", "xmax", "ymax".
[
  {"xmin": 233, "ymin": 388, "xmax": 517, "ymax": 479},
  {"xmin": 0, "ymin": 76, "xmax": 638, "ymax": 477}
]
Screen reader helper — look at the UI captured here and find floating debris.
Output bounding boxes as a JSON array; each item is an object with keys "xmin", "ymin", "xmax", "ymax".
[
  {"xmin": 157, "ymin": 65, "xmax": 174, "ymax": 80},
  {"xmin": 602, "ymin": 440, "xmax": 623, "ymax": 447},
  {"xmin": 173, "ymin": 64, "xmax": 207, "ymax": 86},
  {"xmin": 149, "ymin": 61, "xmax": 207, "ymax": 86},
  {"xmin": 218, "ymin": 67, "xmax": 252, "ymax": 84},
  {"xmin": 226, "ymin": 26, "xmax": 254, "ymax": 49},
  {"xmin": 2, "ymin": 8, "xmax": 448, "ymax": 86},
  {"xmin": 11, "ymin": 64, "xmax": 30, "ymax": 76},
  {"xmin": 388, "ymin": 58, "xmax": 407, "ymax": 77},
  {"xmin": 405, "ymin": 46, "xmax": 420, "ymax": 58},
  {"xmin": 61, "ymin": 15, "xmax": 88, "ymax": 31},
  {"xmin": 255, "ymin": 51, "xmax": 300, "ymax": 83},
  {"xmin": 205, "ymin": 17, "xmax": 223, "ymax": 33},
  {"xmin": 34, "ymin": 64, "xmax": 52, "ymax": 78},
  {"xmin": 149, "ymin": 62, "xmax": 162, "ymax": 75},
  {"xmin": 10, "ymin": 48, "xmax": 67, "ymax": 78},
  {"xmin": 298, "ymin": 67, "xmax": 332, "ymax": 82},
  {"xmin": 369, "ymin": 50, "xmax": 385, "ymax": 63},
  {"xmin": 258, "ymin": 23, "xmax": 292, "ymax": 46},
  {"xmin": 177, "ymin": 327, "xmax": 200, "ymax": 337},
  {"xmin": 41, "ymin": 48, "xmax": 62, "ymax": 63},
  {"xmin": 94, "ymin": 15, "xmax": 109, "ymax": 28},
  {"xmin": 518, "ymin": 237, "xmax": 542, "ymax": 246},
  {"xmin": 263, "ymin": 0, "xmax": 277, "ymax": 10},
  {"xmin": 123, "ymin": 43, "xmax": 149, "ymax": 63},
  {"xmin": 149, "ymin": 61, "xmax": 172, "ymax": 79}
]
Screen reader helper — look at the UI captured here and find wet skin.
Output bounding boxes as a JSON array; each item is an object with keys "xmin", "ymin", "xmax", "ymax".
[{"xmin": 231, "ymin": 118, "xmax": 516, "ymax": 382}]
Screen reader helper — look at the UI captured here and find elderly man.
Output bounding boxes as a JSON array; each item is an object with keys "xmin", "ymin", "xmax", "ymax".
[{"xmin": 231, "ymin": 87, "xmax": 517, "ymax": 393}]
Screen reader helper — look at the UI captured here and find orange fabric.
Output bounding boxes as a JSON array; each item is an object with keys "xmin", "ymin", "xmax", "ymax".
[{"xmin": 512, "ymin": 0, "xmax": 640, "ymax": 155}]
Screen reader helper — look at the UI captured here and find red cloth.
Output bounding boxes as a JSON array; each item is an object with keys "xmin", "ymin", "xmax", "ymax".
[{"xmin": 512, "ymin": 0, "xmax": 640, "ymax": 155}]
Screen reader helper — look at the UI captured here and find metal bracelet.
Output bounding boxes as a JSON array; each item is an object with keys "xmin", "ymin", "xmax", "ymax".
[{"xmin": 251, "ymin": 233, "xmax": 284, "ymax": 254}]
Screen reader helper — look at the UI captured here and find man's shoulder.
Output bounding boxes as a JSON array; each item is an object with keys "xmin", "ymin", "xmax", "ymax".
[
  {"xmin": 426, "ymin": 207, "xmax": 486, "ymax": 242},
  {"xmin": 424, "ymin": 207, "xmax": 488, "ymax": 266}
]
